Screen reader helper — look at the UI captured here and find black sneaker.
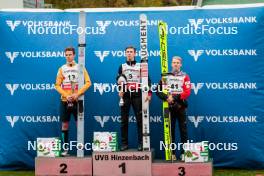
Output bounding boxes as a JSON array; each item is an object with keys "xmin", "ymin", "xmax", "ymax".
[
  {"xmin": 61, "ymin": 150, "xmax": 69, "ymax": 157},
  {"xmin": 120, "ymin": 145, "xmax": 128, "ymax": 151}
]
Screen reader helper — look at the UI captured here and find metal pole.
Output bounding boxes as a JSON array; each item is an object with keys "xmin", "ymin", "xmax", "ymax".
[
  {"xmin": 197, "ymin": 0, "xmax": 203, "ymax": 7},
  {"xmin": 77, "ymin": 11, "xmax": 86, "ymax": 158}
]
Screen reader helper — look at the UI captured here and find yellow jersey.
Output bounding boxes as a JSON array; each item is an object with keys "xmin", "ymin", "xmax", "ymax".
[{"xmin": 55, "ymin": 62, "xmax": 91, "ymax": 101}]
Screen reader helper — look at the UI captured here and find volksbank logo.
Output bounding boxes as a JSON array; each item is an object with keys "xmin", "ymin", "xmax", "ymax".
[
  {"xmin": 188, "ymin": 19, "xmax": 204, "ymax": 30},
  {"xmin": 5, "ymin": 51, "xmax": 65, "ymax": 63},
  {"xmin": 6, "ymin": 115, "xmax": 60, "ymax": 128},
  {"xmin": 96, "ymin": 19, "xmax": 160, "ymax": 28},
  {"xmin": 191, "ymin": 82, "xmax": 257, "ymax": 95},
  {"xmin": 5, "ymin": 84, "xmax": 19, "ymax": 95},
  {"xmin": 188, "ymin": 50, "xmax": 204, "ymax": 62},
  {"xmin": 5, "ymin": 52, "xmax": 19, "ymax": 63},
  {"xmin": 6, "ymin": 20, "xmax": 21, "ymax": 31},
  {"xmin": 94, "ymin": 115, "xmax": 162, "ymax": 128},
  {"xmin": 169, "ymin": 17, "xmax": 257, "ymax": 35},
  {"xmin": 191, "ymin": 83, "xmax": 204, "ymax": 95},
  {"xmin": 188, "ymin": 115, "xmax": 257, "ymax": 128},
  {"xmin": 94, "ymin": 50, "xmax": 160, "ymax": 62},
  {"xmin": 188, "ymin": 116, "xmax": 204, "ymax": 128},
  {"xmin": 5, "ymin": 83, "xmax": 55, "ymax": 95},
  {"xmin": 94, "ymin": 51, "xmax": 110, "ymax": 62},
  {"xmin": 94, "ymin": 116, "xmax": 110, "ymax": 128},
  {"xmin": 188, "ymin": 49, "xmax": 257, "ymax": 62},
  {"xmin": 6, "ymin": 20, "xmax": 71, "ymax": 31},
  {"xmin": 189, "ymin": 16, "xmax": 257, "ymax": 25},
  {"xmin": 6, "ymin": 20, "xmax": 105, "ymax": 35},
  {"xmin": 96, "ymin": 21, "xmax": 111, "ymax": 30},
  {"xmin": 6, "ymin": 116, "xmax": 19, "ymax": 128}
]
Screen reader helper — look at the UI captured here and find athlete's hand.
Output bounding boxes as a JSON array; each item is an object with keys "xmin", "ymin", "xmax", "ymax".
[
  {"xmin": 167, "ymin": 95, "xmax": 174, "ymax": 104},
  {"xmin": 71, "ymin": 93, "xmax": 79, "ymax": 101},
  {"xmin": 119, "ymin": 92, "xmax": 124, "ymax": 98},
  {"xmin": 145, "ymin": 95, "xmax": 151, "ymax": 102},
  {"xmin": 66, "ymin": 95, "xmax": 73, "ymax": 102}
]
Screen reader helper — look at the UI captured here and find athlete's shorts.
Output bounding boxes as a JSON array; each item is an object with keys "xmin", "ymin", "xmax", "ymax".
[{"xmin": 60, "ymin": 101, "xmax": 77, "ymax": 122}]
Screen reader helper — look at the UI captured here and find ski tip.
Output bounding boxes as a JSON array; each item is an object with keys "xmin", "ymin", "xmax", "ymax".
[
  {"xmin": 140, "ymin": 13, "xmax": 147, "ymax": 20},
  {"xmin": 158, "ymin": 21, "xmax": 168, "ymax": 27},
  {"xmin": 158, "ymin": 23, "xmax": 165, "ymax": 31},
  {"xmin": 158, "ymin": 22, "xmax": 168, "ymax": 34}
]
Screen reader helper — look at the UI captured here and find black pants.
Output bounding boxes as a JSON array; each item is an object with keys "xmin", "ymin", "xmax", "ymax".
[
  {"xmin": 60, "ymin": 101, "xmax": 77, "ymax": 122},
  {"xmin": 120, "ymin": 95, "xmax": 142, "ymax": 146},
  {"xmin": 170, "ymin": 107, "xmax": 188, "ymax": 154}
]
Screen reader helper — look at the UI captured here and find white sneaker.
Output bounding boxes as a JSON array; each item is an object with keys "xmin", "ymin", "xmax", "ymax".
[{"xmin": 180, "ymin": 154, "xmax": 185, "ymax": 161}]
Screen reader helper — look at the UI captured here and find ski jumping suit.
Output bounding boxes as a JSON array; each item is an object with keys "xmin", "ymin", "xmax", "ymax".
[
  {"xmin": 55, "ymin": 62, "xmax": 91, "ymax": 122},
  {"xmin": 156, "ymin": 71, "xmax": 191, "ymax": 154},
  {"xmin": 117, "ymin": 60, "xmax": 151, "ymax": 147}
]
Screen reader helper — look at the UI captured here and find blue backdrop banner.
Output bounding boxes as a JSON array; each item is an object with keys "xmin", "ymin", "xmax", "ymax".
[{"xmin": 0, "ymin": 3, "xmax": 264, "ymax": 169}]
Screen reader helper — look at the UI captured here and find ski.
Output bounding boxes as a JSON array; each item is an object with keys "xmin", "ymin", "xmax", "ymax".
[
  {"xmin": 140, "ymin": 14, "xmax": 150, "ymax": 151},
  {"xmin": 77, "ymin": 11, "xmax": 86, "ymax": 157},
  {"xmin": 158, "ymin": 21, "xmax": 172, "ymax": 160}
]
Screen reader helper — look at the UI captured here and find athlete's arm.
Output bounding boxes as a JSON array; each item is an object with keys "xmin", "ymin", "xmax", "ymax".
[
  {"xmin": 77, "ymin": 68, "xmax": 91, "ymax": 96},
  {"xmin": 55, "ymin": 68, "xmax": 68, "ymax": 98},
  {"xmin": 180, "ymin": 74, "xmax": 191, "ymax": 100},
  {"xmin": 156, "ymin": 80, "xmax": 168, "ymax": 101}
]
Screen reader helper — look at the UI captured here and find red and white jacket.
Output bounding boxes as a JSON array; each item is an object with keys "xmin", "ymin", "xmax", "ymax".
[{"xmin": 157, "ymin": 71, "xmax": 191, "ymax": 101}]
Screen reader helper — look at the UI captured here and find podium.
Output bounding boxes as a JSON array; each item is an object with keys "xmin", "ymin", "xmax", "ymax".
[
  {"xmin": 35, "ymin": 157, "xmax": 92, "ymax": 176},
  {"xmin": 93, "ymin": 150, "xmax": 152, "ymax": 176},
  {"xmin": 35, "ymin": 153, "xmax": 213, "ymax": 176}
]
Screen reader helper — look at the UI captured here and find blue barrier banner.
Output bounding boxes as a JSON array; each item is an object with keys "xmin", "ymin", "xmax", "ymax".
[{"xmin": 0, "ymin": 3, "xmax": 264, "ymax": 169}]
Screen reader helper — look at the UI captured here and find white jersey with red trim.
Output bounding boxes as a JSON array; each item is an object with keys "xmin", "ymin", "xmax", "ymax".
[
  {"xmin": 165, "ymin": 71, "xmax": 191, "ymax": 100},
  {"xmin": 61, "ymin": 64, "xmax": 79, "ymax": 91},
  {"xmin": 122, "ymin": 63, "xmax": 141, "ymax": 89}
]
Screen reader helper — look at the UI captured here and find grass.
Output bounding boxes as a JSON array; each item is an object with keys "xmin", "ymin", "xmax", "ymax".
[
  {"xmin": 214, "ymin": 169, "xmax": 264, "ymax": 176},
  {"xmin": 0, "ymin": 171, "xmax": 34, "ymax": 176},
  {"xmin": 1, "ymin": 169, "xmax": 264, "ymax": 176}
]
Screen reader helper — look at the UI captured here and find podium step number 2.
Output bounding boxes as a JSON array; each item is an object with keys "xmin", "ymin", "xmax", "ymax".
[{"xmin": 35, "ymin": 157, "xmax": 92, "ymax": 176}]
